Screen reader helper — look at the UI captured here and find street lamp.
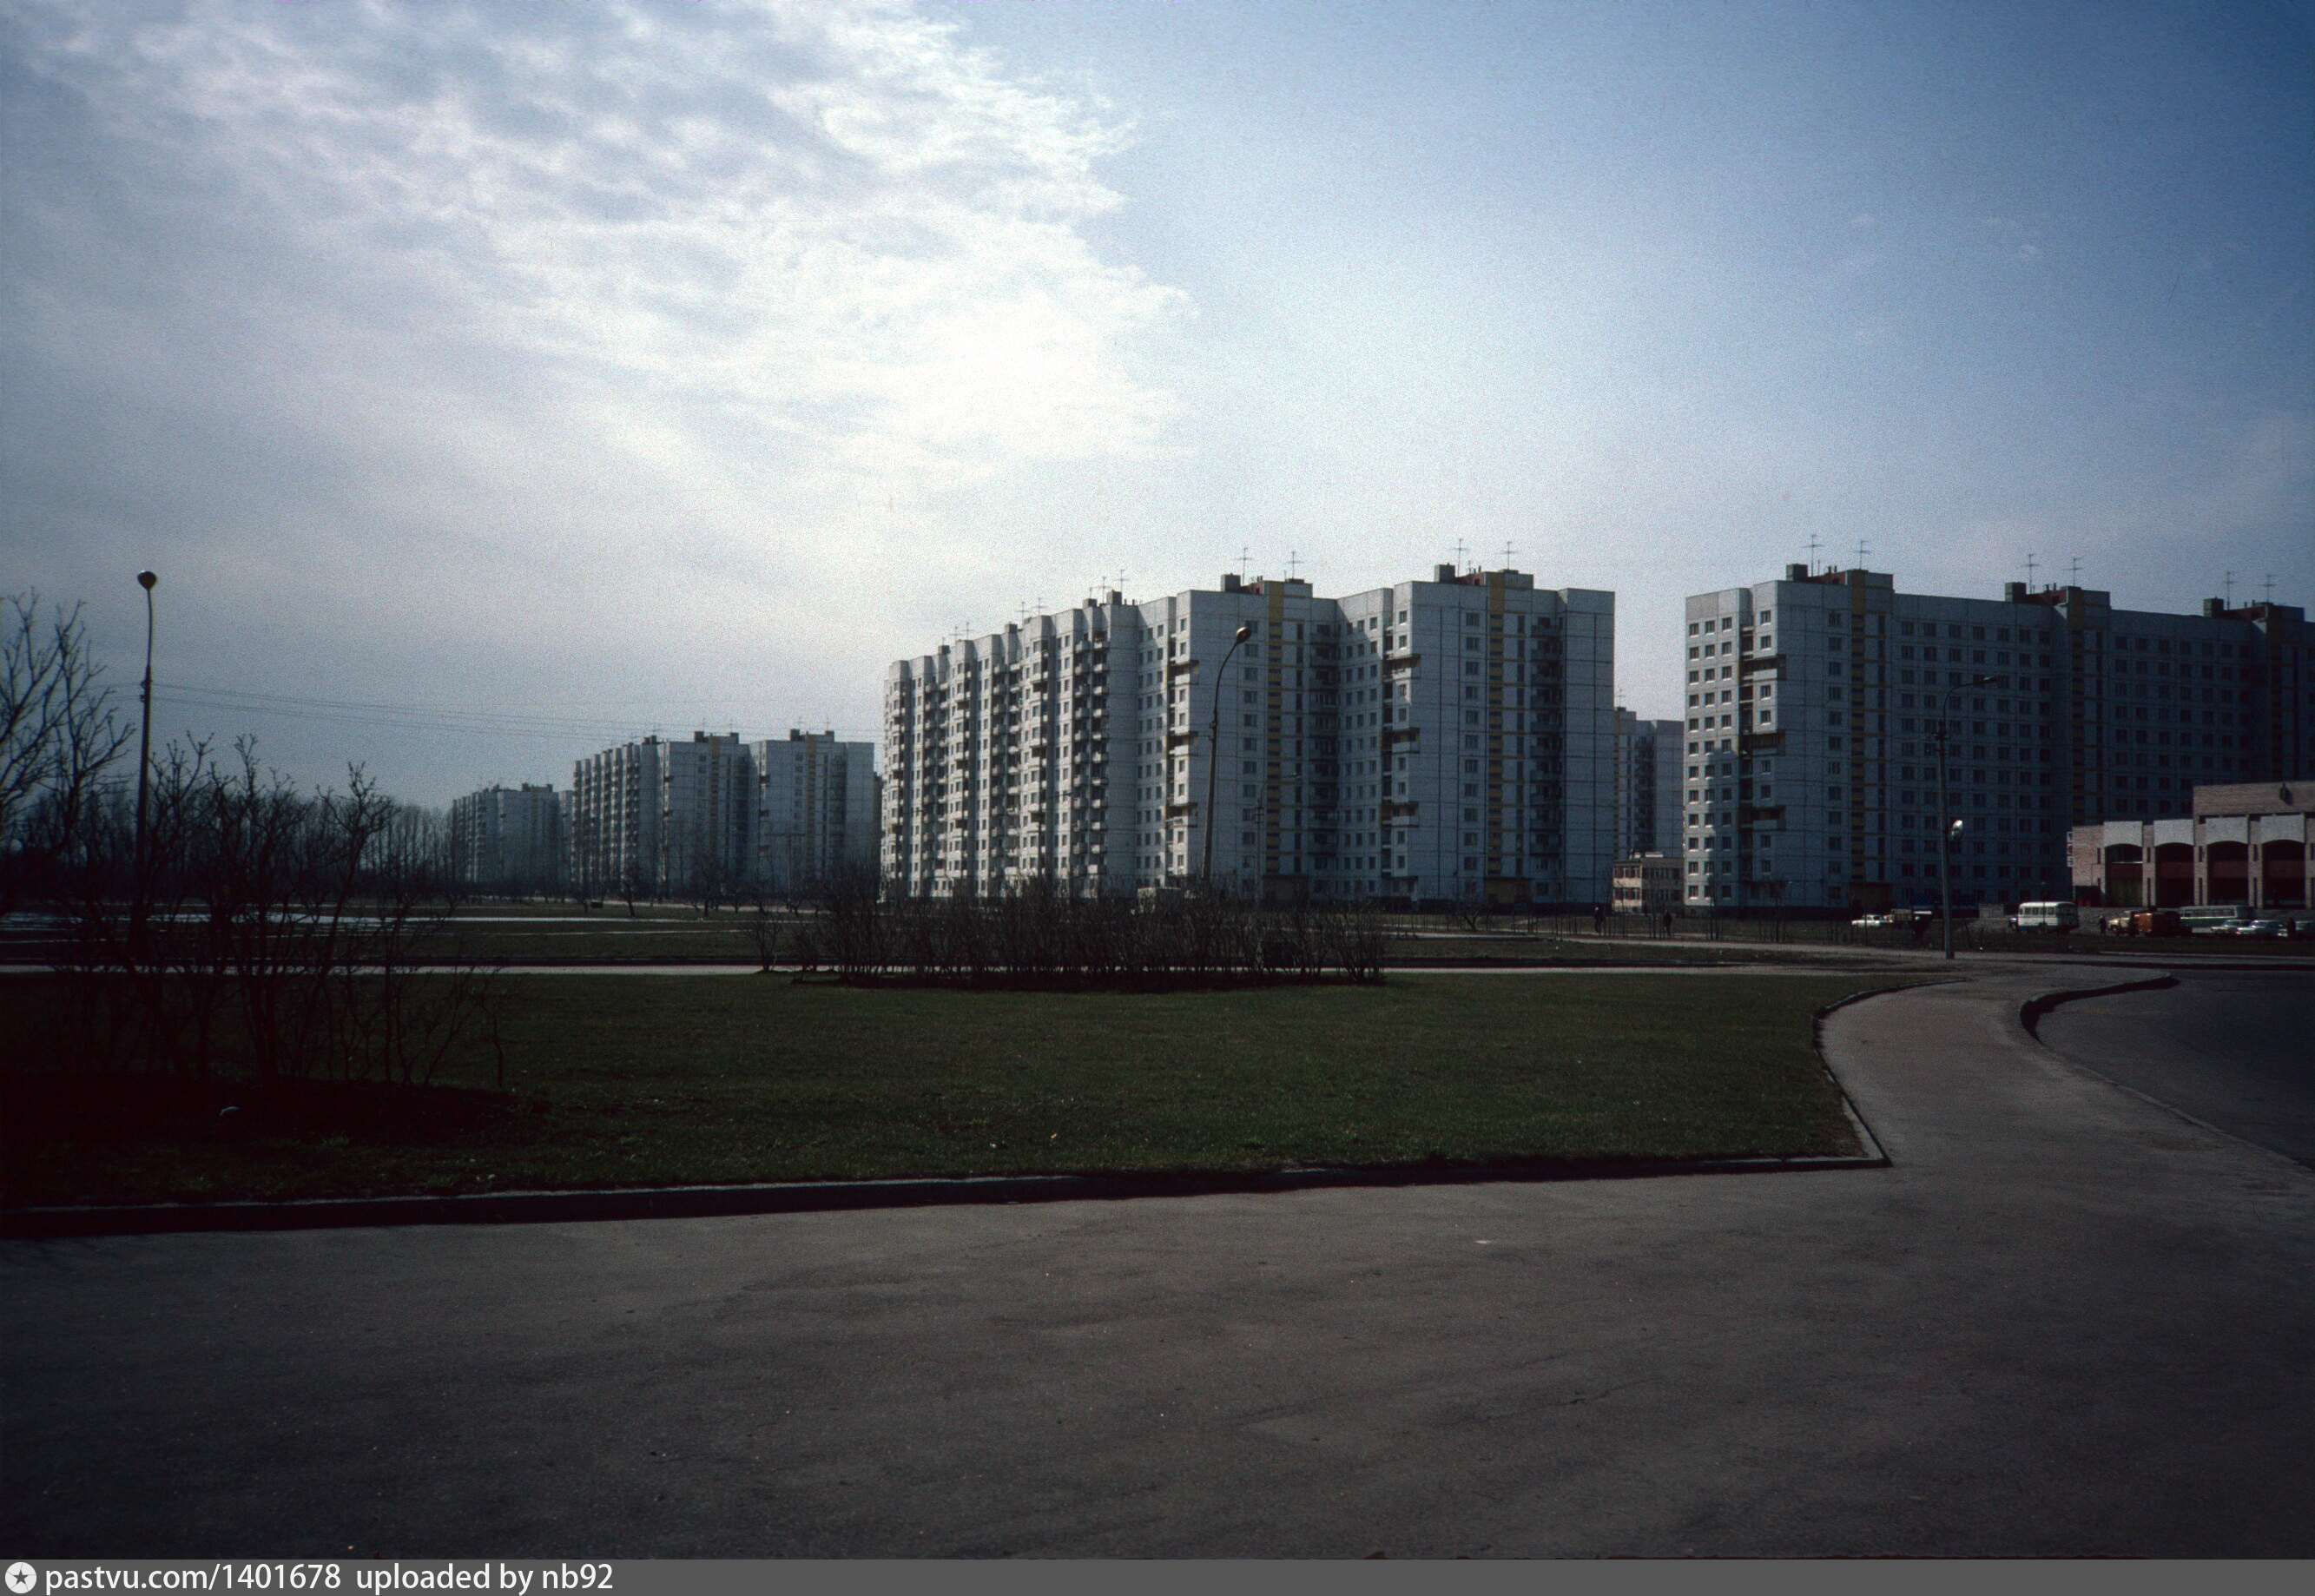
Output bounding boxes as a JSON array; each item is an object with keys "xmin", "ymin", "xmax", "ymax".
[
  {"xmin": 132, "ymin": 570, "xmax": 158, "ymax": 936},
  {"xmin": 1934, "ymin": 673, "xmax": 1995, "ymax": 960},
  {"xmin": 1201, "ymin": 623, "xmax": 1256, "ymax": 888}
]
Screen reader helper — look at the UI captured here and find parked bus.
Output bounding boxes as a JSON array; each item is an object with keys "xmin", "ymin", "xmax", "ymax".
[
  {"xmin": 2011, "ymin": 901, "xmax": 2079, "ymax": 932},
  {"xmin": 2180, "ymin": 906, "xmax": 2252, "ymax": 934}
]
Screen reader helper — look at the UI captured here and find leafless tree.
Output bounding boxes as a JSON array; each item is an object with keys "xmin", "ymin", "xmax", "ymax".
[{"xmin": 1, "ymin": 593, "xmax": 132, "ymax": 919}]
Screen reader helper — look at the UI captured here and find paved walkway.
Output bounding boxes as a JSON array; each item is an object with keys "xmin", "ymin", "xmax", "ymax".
[{"xmin": 5, "ymin": 966, "xmax": 2311, "ymax": 1555}]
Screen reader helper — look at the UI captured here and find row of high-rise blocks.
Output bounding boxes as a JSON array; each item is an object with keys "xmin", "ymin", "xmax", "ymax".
[
  {"xmin": 884, "ymin": 563, "xmax": 2307, "ymax": 911},
  {"xmin": 449, "ymin": 731, "xmax": 878, "ymax": 897},
  {"xmin": 885, "ymin": 564, "xmax": 1627, "ymax": 907}
]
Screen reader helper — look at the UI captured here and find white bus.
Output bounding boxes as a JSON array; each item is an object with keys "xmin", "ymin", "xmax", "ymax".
[{"xmin": 2012, "ymin": 901, "xmax": 2080, "ymax": 932}]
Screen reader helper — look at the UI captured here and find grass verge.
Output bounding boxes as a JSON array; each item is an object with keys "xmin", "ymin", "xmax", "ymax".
[{"xmin": 3, "ymin": 973, "xmax": 1910, "ymax": 1208}]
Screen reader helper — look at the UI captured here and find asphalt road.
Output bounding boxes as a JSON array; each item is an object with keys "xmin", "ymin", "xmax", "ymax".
[
  {"xmin": 5, "ymin": 966, "xmax": 2311, "ymax": 1557},
  {"xmin": 2037, "ymin": 970, "xmax": 2315, "ymax": 1170}
]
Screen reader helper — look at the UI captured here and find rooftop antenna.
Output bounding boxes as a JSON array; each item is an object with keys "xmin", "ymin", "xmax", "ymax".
[
  {"xmin": 1500, "ymin": 540, "xmax": 1516, "ymax": 569},
  {"xmin": 1853, "ymin": 538, "xmax": 1870, "ymax": 570},
  {"xmin": 1805, "ymin": 534, "xmax": 1823, "ymax": 574},
  {"xmin": 2262, "ymin": 573, "xmax": 2276, "ymax": 606},
  {"xmin": 1285, "ymin": 550, "xmax": 1302, "ymax": 580},
  {"xmin": 2224, "ymin": 571, "xmax": 2236, "ymax": 606},
  {"xmin": 1453, "ymin": 538, "xmax": 1471, "ymax": 573},
  {"xmin": 1238, "ymin": 544, "xmax": 1251, "ymax": 579},
  {"xmin": 2024, "ymin": 552, "xmax": 2038, "ymax": 590},
  {"xmin": 2068, "ymin": 557, "xmax": 2082, "ymax": 588}
]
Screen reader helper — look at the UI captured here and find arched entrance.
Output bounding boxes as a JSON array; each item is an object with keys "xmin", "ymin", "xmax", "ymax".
[
  {"xmin": 2260, "ymin": 839, "xmax": 2306, "ymax": 909},
  {"xmin": 2205, "ymin": 840, "xmax": 2251, "ymax": 907},
  {"xmin": 2153, "ymin": 841, "xmax": 2194, "ymax": 907}
]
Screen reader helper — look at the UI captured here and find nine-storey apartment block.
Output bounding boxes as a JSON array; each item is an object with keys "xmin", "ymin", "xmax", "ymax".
[
  {"xmin": 883, "ymin": 565, "xmax": 1615, "ymax": 907},
  {"xmin": 1681, "ymin": 565, "xmax": 2309, "ymax": 913}
]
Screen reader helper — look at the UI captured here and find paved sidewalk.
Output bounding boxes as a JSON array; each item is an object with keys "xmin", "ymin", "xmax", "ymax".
[{"xmin": 5, "ymin": 966, "xmax": 2310, "ymax": 1555}]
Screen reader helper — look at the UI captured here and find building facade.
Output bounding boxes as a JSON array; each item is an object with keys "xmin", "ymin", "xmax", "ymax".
[
  {"xmin": 569, "ymin": 736, "xmax": 662, "ymax": 900},
  {"xmin": 882, "ymin": 565, "xmax": 1616, "ymax": 907},
  {"xmin": 656, "ymin": 732, "xmax": 749, "ymax": 897},
  {"xmin": 569, "ymin": 730, "xmax": 876, "ymax": 900},
  {"xmin": 2069, "ymin": 780, "xmax": 2311, "ymax": 909},
  {"xmin": 750, "ymin": 731, "xmax": 879, "ymax": 895},
  {"xmin": 1614, "ymin": 710, "xmax": 1683, "ymax": 866},
  {"xmin": 447, "ymin": 782, "xmax": 565, "ymax": 894},
  {"xmin": 1680, "ymin": 567, "xmax": 2310, "ymax": 912},
  {"xmin": 1612, "ymin": 853, "xmax": 1680, "ymax": 914}
]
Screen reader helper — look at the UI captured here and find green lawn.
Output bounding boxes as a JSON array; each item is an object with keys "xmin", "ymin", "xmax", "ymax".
[{"xmin": 3, "ymin": 973, "xmax": 1904, "ymax": 1207}]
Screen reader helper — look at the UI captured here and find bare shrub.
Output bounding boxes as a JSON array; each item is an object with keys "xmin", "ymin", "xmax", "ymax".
[
  {"xmin": 794, "ymin": 878, "xmax": 1394, "ymax": 989},
  {"xmin": 48, "ymin": 738, "xmax": 503, "ymax": 1095}
]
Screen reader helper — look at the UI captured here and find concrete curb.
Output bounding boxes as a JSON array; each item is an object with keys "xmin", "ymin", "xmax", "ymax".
[
  {"xmin": 1810, "ymin": 981, "xmax": 1943, "ymax": 1165},
  {"xmin": 2018, "ymin": 973, "xmax": 2182, "ymax": 1039},
  {"xmin": 1, "ymin": 1146, "xmax": 1899, "ymax": 1241}
]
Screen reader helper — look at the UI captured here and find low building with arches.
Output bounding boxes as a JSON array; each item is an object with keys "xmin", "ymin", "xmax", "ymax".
[{"xmin": 2070, "ymin": 781, "xmax": 2312, "ymax": 910}]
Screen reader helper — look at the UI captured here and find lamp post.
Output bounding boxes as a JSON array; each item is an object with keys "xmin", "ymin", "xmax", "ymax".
[
  {"xmin": 1934, "ymin": 673, "xmax": 1995, "ymax": 960},
  {"xmin": 1201, "ymin": 623, "xmax": 1255, "ymax": 888},
  {"xmin": 132, "ymin": 570, "xmax": 158, "ymax": 938}
]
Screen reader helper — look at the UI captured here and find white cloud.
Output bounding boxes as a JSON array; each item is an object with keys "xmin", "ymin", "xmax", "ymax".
[
  {"xmin": 12, "ymin": 0, "xmax": 1182, "ymax": 471},
  {"xmin": 2, "ymin": 0, "xmax": 1190, "ymax": 793}
]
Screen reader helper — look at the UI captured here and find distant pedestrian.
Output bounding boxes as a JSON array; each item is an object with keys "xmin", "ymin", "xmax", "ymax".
[
  {"xmin": 1662, "ymin": 909, "xmax": 1674, "ymax": 940},
  {"xmin": 1593, "ymin": 903, "xmax": 1606, "ymax": 935}
]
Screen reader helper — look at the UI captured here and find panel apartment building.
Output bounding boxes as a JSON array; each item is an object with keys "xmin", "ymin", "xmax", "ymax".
[
  {"xmin": 751, "ymin": 730, "xmax": 880, "ymax": 895},
  {"xmin": 448, "ymin": 782, "xmax": 566, "ymax": 894},
  {"xmin": 1613, "ymin": 709, "xmax": 1683, "ymax": 861},
  {"xmin": 1679, "ymin": 565, "xmax": 2310, "ymax": 912},
  {"xmin": 882, "ymin": 565, "xmax": 1616, "ymax": 907},
  {"xmin": 569, "ymin": 730, "xmax": 876, "ymax": 899}
]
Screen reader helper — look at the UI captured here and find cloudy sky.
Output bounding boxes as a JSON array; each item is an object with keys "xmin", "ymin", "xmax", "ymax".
[{"xmin": 4, "ymin": 0, "xmax": 2309, "ymax": 806}]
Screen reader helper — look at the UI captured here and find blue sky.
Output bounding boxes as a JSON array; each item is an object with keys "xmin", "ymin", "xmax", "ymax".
[{"xmin": 3, "ymin": 0, "xmax": 2308, "ymax": 804}]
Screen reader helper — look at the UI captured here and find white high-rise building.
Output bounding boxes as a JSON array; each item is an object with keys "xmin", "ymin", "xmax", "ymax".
[
  {"xmin": 569, "ymin": 736, "xmax": 662, "ymax": 900},
  {"xmin": 448, "ymin": 782, "xmax": 565, "ymax": 894},
  {"xmin": 656, "ymin": 732, "xmax": 749, "ymax": 896},
  {"xmin": 882, "ymin": 565, "xmax": 1616, "ymax": 907},
  {"xmin": 1679, "ymin": 565, "xmax": 2309, "ymax": 913},
  {"xmin": 749, "ymin": 731, "xmax": 879, "ymax": 895}
]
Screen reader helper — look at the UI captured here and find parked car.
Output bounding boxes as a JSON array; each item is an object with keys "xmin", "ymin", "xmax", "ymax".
[{"xmin": 2236, "ymin": 920, "xmax": 2289, "ymax": 939}]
